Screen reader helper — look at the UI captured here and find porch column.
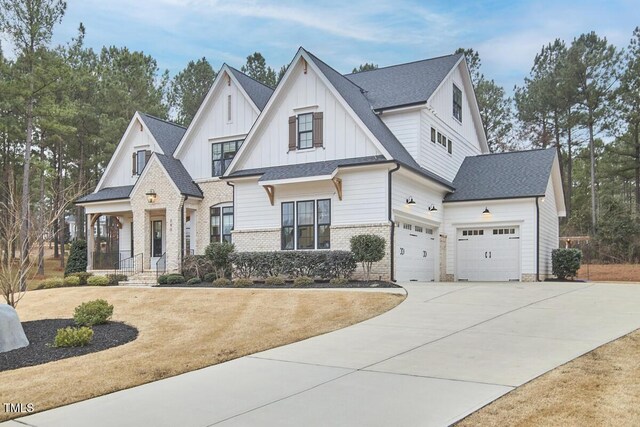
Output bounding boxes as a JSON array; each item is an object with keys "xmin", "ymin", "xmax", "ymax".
[
  {"xmin": 133, "ymin": 208, "xmax": 151, "ymax": 270},
  {"xmin": 86, "ymin": 213, "xmax": 94, "ymax": 270}
]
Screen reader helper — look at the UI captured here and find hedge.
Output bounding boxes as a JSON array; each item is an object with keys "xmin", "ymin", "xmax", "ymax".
[
  {"xmin": 552, "ymin": 248, "xmax": 582, "ymax": 280},
  {"xmin": 228, "ymin": 251, "xmax": 356, "ymax": 280}
]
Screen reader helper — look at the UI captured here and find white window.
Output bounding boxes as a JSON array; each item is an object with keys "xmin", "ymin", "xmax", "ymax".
[{"xmin": 298, "ymin": 113, "xmax": 313, "ymax": 149}]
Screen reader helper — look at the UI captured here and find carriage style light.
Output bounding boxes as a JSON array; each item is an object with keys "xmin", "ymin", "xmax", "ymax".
[
  {"xmin": 406, "ymin": 197, "xmax": 416, "ymax": 205},
  {"xmin": 428, "ymin": 205, "xmax": 438, "ymax": 212},
  {"xmin": 146, "ymin": 189, "xmax": 157, "ymax": 204},
  {"xmin": 482, "ymin": 207, "xmax": 491, "ymax": 215}
]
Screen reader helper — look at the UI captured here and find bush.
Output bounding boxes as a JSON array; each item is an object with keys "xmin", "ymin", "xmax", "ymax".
[
  {"xmin": 265, "ymin": 276, "xmax": 286, "ymax": 286},
  {"xmin": 64, "ymin": 240, "xmax": 87, "ymax": 276},
  {"xmin": 205, "ymin": 241, "xmax": 235, "ymax": 279},
  {"xmin": 203, "ymin": 272, "xmax": 217, "ymax": 282},
  {"xmin": 229, "ymin": 251, "xmax": 356, "ymax": 280},
  {"xmin": 229, "ymin": 252, "xmax": 261, "ymax": 279},
  {"xmin": 325, "ymin": 251, "xmax": 356, "ymax": 279},
  {"xmin": 63, "ymin": 276, "xmax": 81, "ymax": 286},
  {"xmin": 186, "ymin": 277, "xmax": 201, "ymax": 285},
  {"xmin": 166, "ymin": 274, "xmax": 185, "ymax": 285},
  {"xmin": 552, "ymin": 248, "xmax": 582, "ymax": 280},
  {"xmin": 74, "ymin": 299, "xmax": 114, "ymax": 326},
  {"xmin": 106, "ymin": 274, "xmax": 127, "ymax": 286},
  {"xmin": 350, "ymin": 235, "xmax": 386, "ymax": 282},
  {"xmin": 69, "ymin": 272, "xmax": 93, "ymax": 286},
  {"xmin": 212, "ymin": 278, "xmax": 232, "ymax": 286},
  {"xmin": 233, "ymin": 278, "xmax": 253, "ymax": 287},
  {"xmin": 329, "ymin": 277, "xmax": 349, "ymax": 286},
  {"xmin": 54, "ymin": 326, "xmax": 94, "ymax": 347},
  {"xmin": 182, "ymin": 255, "xmax": 214, "ymax": 280},
  {"xmin": 293, "ymin": 276, "xmax": 314, "ymax": 286},
  {"xmin": 39, "ymin": 277, "xmax": 63, "ymax": 289},
  {"xmin": 87, "ymin": 275, "xmax": 110, "ymax": 286}
]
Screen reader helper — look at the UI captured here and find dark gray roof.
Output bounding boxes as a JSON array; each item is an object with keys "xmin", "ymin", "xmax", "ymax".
[
  {"xmin": 77, "ymin": 185, "xmax": 133, "ymax": 203},
  {"xmin": 228, "ymin": 67, "xmax": 274, "ymax": 111},
  {"xmin": 138, "ymin": 113, "xmax": 187, "ymax": 155},
  {"xmin": 344, "ymin": 54, "xmax": 462, "ymax": 111},
  {"xmin": 228, "ymin": 156, "xmax": 388, "ymax": 180},
  {"xmin": 156, "ymin": 154, "xmax": 203, "ymax": 198},
  {"xmin": 444, "ymin": 148, "xmax": 557, "ymax": 202}
]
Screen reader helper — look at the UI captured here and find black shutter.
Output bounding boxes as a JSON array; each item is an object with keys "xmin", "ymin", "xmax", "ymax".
[{"xmin": 132, "ymin": 152, "xmax": 137, "ymax": 175}]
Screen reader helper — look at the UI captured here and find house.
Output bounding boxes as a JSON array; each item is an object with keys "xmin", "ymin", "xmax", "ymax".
[{"xmin": 76, "ymin": 47, "xmax": 565, "ymax": 282}]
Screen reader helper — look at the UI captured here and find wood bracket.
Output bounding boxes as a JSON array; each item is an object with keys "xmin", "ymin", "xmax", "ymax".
[
  {"xmin": 90, "ymin": 213, "xmax": 100, "ymax": 228},
  {"xmin": 332, "ymin": 177, "xmax": 343, "ymax": 201},
  {"xmin": 263, "ymin": 185, "xmax": 275, "ymax": 206},
  {"xmin": 113, "ymin": 217, "xmax": 122, "ymax": 229}
]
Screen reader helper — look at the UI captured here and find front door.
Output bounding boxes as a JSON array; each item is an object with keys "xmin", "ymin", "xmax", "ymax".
[{"xmin": 152, "ymin": 220, "xmax": 163, "ymax": 257}]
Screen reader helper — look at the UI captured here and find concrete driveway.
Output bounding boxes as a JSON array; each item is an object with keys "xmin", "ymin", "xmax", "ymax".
[{"xmin": 6, "ymin": 282, "xmax": 640, "ymax": 427}]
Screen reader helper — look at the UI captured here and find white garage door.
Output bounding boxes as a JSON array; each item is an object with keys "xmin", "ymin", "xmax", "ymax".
[
  {"xmin": 395, "ymin": 222, "xmax": 436, "ymax": 282},
  {"xmin": 457, "ymin": 227, "xmax": 520, "ymax": 281}
]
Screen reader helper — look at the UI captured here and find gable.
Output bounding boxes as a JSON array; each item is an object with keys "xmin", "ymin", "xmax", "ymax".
[
  {"xmin": 229, "ymin": 55, "xmax": 384, "ymax": 172},
  {"xmin": 427, "ymin": 61, "xmax": 488, "ymax": 153},
  {"xmin": 176, "ymin": 68, "xmax": 260, "ymax": 180}
]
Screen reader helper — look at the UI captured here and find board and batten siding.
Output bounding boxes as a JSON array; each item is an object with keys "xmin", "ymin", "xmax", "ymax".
[
  {"xmin": 102, "ymin": 117, "xmax": 158, "ymax": 188},
  {"xmin": 391, "ymin": 170, "xmax": 446, "ymax": 226},
  {"xmin": 380, "ymin": 111, "xmax": 420, "ymax": 159},
  {"xmin": 443, "ymin": 199, "xmax": 537, "ymax": 279},
  {"xmin": 234, "ymin": 59, "xmax": 382, "ymax": 171},
  {"xmin": 538, "ymin": 176, "xmax": 559, "ymax": 278},
  {"xmin": 177, "ymin": 72, "xmax": 259, "ymax": 180},
  {"xmin": 234, "ymin": 166, "xmax": 389, "ymax": 231}
]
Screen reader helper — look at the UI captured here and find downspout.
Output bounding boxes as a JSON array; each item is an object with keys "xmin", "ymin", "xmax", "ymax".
[
  {"xmin": 388, "ymin": 163, "xmax": 401, "ymax": 282},
  {"xmin": 226, "ymin": 180, "xmax": 235, "ymax": 241},
  {"xmin": 180, "ymin": 196, "xmax": 187, "ymax": 273},
  {"xmin": 535, "ymin": 196, "xmax": 540, "ymax": 282}
]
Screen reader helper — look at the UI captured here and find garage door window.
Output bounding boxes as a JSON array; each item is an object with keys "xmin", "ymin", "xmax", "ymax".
[
  {"xmin": 493, "ymin": 228, "xmax": 516, "ymax": 235},
  {"xmin": 462, "ymin": 229, "xmax": 484, "ymax": 236}
]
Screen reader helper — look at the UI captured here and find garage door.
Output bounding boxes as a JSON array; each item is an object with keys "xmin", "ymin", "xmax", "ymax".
[
  {"xmin": 457, "ymin": 227, "xmax": 520, "ymax": 281},
  {"xmin": 395, "ymin": 222, "xmax": 435, "ymax": 282}
]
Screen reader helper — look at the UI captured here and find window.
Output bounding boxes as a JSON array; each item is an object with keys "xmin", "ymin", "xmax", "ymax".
[
  {"xmin": 453, "ymin": 84, "xmax": 462, "ymax": 122},
  {"xmin": 441, "ymin": 136, "xmax": 447, "ymax": 148},
  {"xmin": 136, "ymin": 150, "xmax": 146, "ymax": 176},
  {"xmin": 430, "ymin": 127, "xmax": 436, "ymax": 143},
  {"xmin": 493, "ymin": 228, "xmax": 516, "ymax": 235},
  {"xmin": 281, "ymin": 202, "xmax": 295, "ymax": 250},
  {"xmin": 317, "ymin": 199, "xmax": 331, "ymax": 249},
  {"xmin": 297, "ymin": 201, "xmax": 314, "ymax": 249},
  {"xmin": 297, "ymin": 113, "xmax": 313, "ymax": 149},
  {"xmin": 212, "ymin": 140, "xmax": 242, "ymax": 177},
  {"xmin": 437, "ymin": 132, "xmax": 442, "ymax": 145},
  {"xmin": 210, "ymin": 206, "xmax": 233, "ymax": 243},
  {"xmin": 403, "ymin": 224, "xmax": 412, "ymax": 230},
  {"xmin": 463, "ymin": 229, "xmax": 484, "ymax": 236},
  {"xmin": 414, "ymin": 225, "xmax": 423, "ymax": 233},
  {"xmin": 447, "ymin": 138, "xmax": 453, "ymax": 154}
]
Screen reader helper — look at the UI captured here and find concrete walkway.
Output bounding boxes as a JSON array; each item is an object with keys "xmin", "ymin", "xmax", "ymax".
[{"xmin": 6, "ymin": 282, "xmax": 640, "ymax": 427}]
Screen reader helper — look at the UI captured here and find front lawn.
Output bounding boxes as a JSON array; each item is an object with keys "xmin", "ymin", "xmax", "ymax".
[{"xmin": 0, "ymin": 286, "xmax": 403, "ymax": 421}]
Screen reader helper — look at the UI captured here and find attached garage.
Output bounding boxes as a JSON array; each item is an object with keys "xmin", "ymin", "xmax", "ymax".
[
  {"xmin": 394, "ymin": 221, "xmax": 436, "ymax": 282},
  {"xmin": 456, "ymin": 226, "xmax": 520, "ymax": 281}
]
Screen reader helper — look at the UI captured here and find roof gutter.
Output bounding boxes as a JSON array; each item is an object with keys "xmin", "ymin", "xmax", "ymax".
[
  {"xmin": 536, "ymin": 196, "xmax": 540, "ymax": 282},
  {"xmin": 374, "ymin": 101, "xmax": 428, "ymax": 115},
  {"xmin": 388, "ymin": 162, "xmax": 401, "ymax": 282}
]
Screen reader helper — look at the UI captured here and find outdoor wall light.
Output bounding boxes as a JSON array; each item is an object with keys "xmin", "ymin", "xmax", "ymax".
[
  {"xmin": 428, "ymin": 205, "xmax": 438, "ymax": 212},
  {"xmin": 146, "ymin": 189, "xmax": 157, "ymax": 204},
  {"xmin": 406, "ymin": 196, "xmax": 416, "ymax": 205},
  {"xmin": 482, "ymin": 207, "xmax": 491, "ymax": 215}
]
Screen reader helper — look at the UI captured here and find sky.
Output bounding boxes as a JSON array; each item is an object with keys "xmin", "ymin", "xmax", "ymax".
[{"xmin": 3, "ymin": 0, "xmax": 639, "ymax": 92}]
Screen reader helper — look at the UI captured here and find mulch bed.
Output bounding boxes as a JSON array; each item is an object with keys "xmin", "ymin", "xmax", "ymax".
[
  {"xmin": 156, "ymin": 281, "xmax": 401, "ymax": 289},
  {"xmin": 0, "ymin": 319, "xmax": 138, "ymax": 372}
]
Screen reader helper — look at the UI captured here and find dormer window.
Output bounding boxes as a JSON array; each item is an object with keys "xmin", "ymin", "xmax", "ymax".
[
  {"xmin": 297, "ymin": 113, "xmax": 313, "ymax": 149},
  {"xmin": 288, "ymin": 112, "xmax": 323, "ymax": 151},
  {"xmin": 132, "ymin": 150, "xmax": 150, "ymax": 176},
  {"xmin": 453, "ymin": 84, "xmax": 462, "ymax": 122}
]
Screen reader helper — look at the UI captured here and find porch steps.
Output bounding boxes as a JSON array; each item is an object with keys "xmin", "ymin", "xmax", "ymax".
[{"xmin": 119, "ymin": 272, "xmax": 158, "ymax": 287}]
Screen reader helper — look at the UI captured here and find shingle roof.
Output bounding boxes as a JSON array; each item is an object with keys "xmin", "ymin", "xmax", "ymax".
[
  {"xmin": 138, "ymin": 113, "xmax": 187, "ymax": 155},
  {"xmin": 344, "ymin": 54, "xmax": 463, "ymax": 111},
  {"xmin": 228, "ymin": 67, "xmax": 274, "ymax": 111},
  {"xmin": 228, "ymin": 156, "xmax": 388, "ymax": 180},
  {"xmin": 77, "ymin": 185, "xmax": 133, "ymax": 203},
  {"xmin": 444, "ymin": 148, "xmax": 557, "ymax": 202},
  {"xmin": 155, "ymin": 154, "xmax": 203, "ymax": 198}
]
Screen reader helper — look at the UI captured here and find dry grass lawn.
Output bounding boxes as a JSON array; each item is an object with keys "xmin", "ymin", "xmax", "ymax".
[
  {"xmin": 578, "ymin": 264, "xmax": 640, "ymax": 282},
  {"xmin": 457, "ymin": 329, "xmax": 640, "ymax": 426},
  {"xmin": 1, "ymin": 286, "xmax": 403, "ymax": 421}
]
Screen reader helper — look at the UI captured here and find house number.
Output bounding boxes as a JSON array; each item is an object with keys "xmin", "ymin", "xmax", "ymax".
[
  {"xmin": 423, "ymin": 251, "xmax": 427, "ymax": 258},
  {"xmin": 400, "ymin": 248, "xmax": 405, "ymax": 255}
]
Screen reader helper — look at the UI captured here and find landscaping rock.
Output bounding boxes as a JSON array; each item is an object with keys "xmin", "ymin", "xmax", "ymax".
[{"xmin": 0, "ymin": 304, "xmax": 29, "ymax": 353}]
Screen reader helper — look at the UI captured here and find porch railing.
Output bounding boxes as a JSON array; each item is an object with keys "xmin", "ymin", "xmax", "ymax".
[
  {"xmin": 156, "ymin": 252, "xmax": 167, "ymax": 278},
  {"xmin": 91, "ymin": 251, "xmax": 120, "ymax": 270},
  {"xmin": 114, "ymin": 253, "xmax": 143, "ymax": 276}
]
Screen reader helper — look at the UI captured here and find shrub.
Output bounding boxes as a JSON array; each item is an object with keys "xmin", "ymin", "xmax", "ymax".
[
  {"xmin": 329, "ymin": 277, "xmax": 349, "ymax": 286},
  {"xmin": 325, "ymin": 251, "xmax": 357, "ymax": 279},
  {"xmin": 350, "ymin": 235, "xmax": 386, "ymax": 282},
  {"xmin": 182, "ymin": 255, "xmax": 214, "ymax": 280},
  {"xmin": 212, "ymin": 278, "xmax": 232, "ymax": 286},
  {"xmin": 186, "ymin": 277, "xmax": 201, "ymax": 285},
  {"xmin": 205, "ymin": 241, "xmax": 235, "ymax": 279},
  {"xmin": 74, "ymin": 299, "xmax": 114, "ymax": 326},
  {"xmin": 203, "ymin": 272, "xmax": 217, "ymax": 282},
  {"xmin": 233, "ymin": 278, "xmax": 253, "ymax": 287},
  {"xmin": 54, "ymin": 326, "xmax": 94, "ymax": 347},
  {"xmin": 87, "ymin": 275, "xmax": 109, "ymax": 286},
  {"xmin": 106, "ymin": 274, "xmax": 127, "ymax": 286},
  {"xmin": 265, "ymin": 276, "xmax": 286, "ymax": 286},
  {"xmin": 69, "ymin": 272, "xmax": 93, "ymax": 286},
  {"xmin": 552, "ymin": 248, "xmax": 582, "ymax": 280},
  {"xmin": 63, "ymin": 276, "xmax": 81, "ymax": 286},
  {"xmin": 293, "ymin": 276, "xmax": 314, "ymax": 287},
  {"xmin": 157, "ymin": 274, "xmax": 169, "ymax": 285},
  {"xmin": 229, "ymin": 251, "xmax": 356, "ymax": 280},
  {"xmin": 64, "ymin": 240, "xmax": 87, "ymax": 276},
  {"xmin": 166, "ymin": 274, "xmax": 185, "ymax": 285},
  {"xmin": 40, "ymin": 277, "xmax": 64, "ymax": 289}
]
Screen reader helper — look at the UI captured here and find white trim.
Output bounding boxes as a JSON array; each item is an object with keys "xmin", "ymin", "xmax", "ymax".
[
  {"xmin": 293, "ymin": 105, "xmax": 319, "ymax": 113},
  {"xmin": 451, "ymin": 219, "xmax": 525, "ymax": 227},
  {"xmin": 194, "ymin": 177, "xmax": 223, "ymax": 184},
  {"xmin": 392, "ymin": 209, "xmax": 441, "ymax": 227},
  {"xmin": 209, "ymin": 133, "xmax": 247, "ymax": 144},
  {"xmin": 376, "ymin": 103, "xmax": 427, "ymax": 115},
  {"xmin": 83, "ymin": 201, "xmax": 131, "ymax": 214},
  {"xmin": 260, "ymin": 172, "xmax": 336, "ymax": 187},
  {"xmin": 551, "ymin": 154, "xmax": 567, "ymax": 216},
  {"xmin": 224, "ymin": 49, "xmax": 393, "ymax": 176}
]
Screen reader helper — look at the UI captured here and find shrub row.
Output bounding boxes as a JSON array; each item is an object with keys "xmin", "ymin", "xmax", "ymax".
[{"xmin": 229, "ymin": 251, "xmax": 356, "ymax": 280}]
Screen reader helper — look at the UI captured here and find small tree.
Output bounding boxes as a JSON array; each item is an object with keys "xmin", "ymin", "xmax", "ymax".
[
  {"xmin": 350, "ymin": 234, "xmax": 385, "ymax": 283},
  {"xmin": 205, "ymin": 241, "xmax": 235, "ymax": 279},
  {"xmin": 552, "ymin": 248, "xmax": 583, "ymax": 280},
  {"xmin": 65, "ymin": 239, "xmax": 87, "ymax": 275}
]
